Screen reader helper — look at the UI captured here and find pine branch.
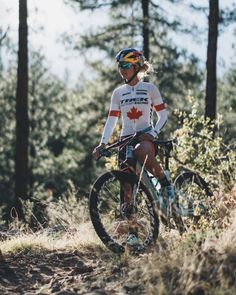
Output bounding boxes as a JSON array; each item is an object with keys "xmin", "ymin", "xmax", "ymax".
[
  {"xmin": 219, "ymin": 6, "xmax": 236, "ymax": 26},
  {"xmin": 0, "ymin": 29, "xmax": 8, "ymax": 46},
  {"xmin": 64, "ymin": 0, "xmax": 117, "ymax": 10},
  {"xmin": 189, "ymin": 4, "xmax": 208, "ymax": 13}
]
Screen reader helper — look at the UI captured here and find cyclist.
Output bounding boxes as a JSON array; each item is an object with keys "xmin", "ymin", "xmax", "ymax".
[{"xmin": 93, "ymin": 48, "xmax": 174, "ymax": 247}]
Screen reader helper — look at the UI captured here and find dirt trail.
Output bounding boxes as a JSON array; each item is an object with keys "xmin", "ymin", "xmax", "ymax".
[{"xmin": 0, "ymin": 248, "xmax": 144, "ymax": 295}]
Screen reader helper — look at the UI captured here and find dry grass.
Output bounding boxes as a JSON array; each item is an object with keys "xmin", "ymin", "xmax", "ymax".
[
  {"xmin": 0, "ymin": 221, "xmax": 104, "ymax": 255},
  {"xmin": 133, "ymin": 187, "xmax": 236, "ymax": 295},
  {"xmin": 0, "ymin": 186, "xmax": 235, "ymax": 294}
]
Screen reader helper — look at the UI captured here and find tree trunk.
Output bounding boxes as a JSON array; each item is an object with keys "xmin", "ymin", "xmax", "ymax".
[
  {"xmin": 142, "ymin": 0, "xmax": 149, "ymax": 60},
  {"xmin": 205, "ymin": 0, "xmax": 219, "ymax": 121},
  {"xmin": 15, "ymin": 0, "xmax": 29, "ymax": 219}
]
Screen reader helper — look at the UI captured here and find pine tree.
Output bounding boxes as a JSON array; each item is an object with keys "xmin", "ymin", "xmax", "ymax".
[
  {"xmin": 15, "ymin": 0, "xmax": 29, "ymax": 219},
  {"xmin": 205, "ymin": 0, "xmax": 219, "ymax": 121},
  {"xmin": 189, "ymin": 0, "xmax": 236, "ymax": 121}
]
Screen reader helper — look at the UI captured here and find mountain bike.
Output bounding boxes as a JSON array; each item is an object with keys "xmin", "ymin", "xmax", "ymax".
[{"xmin": 89, "ymin": 128, "xmax": 212, "ymax": 254}]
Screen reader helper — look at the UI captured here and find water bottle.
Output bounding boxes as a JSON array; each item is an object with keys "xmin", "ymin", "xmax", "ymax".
[
  {"xmin": 126, "ymin": 145, "xmax": 134, "ymax": 159},
  {"xmin": 151, "ymin": 177, "xmax": 158, "ymax": 188},
  {"xmin": 151, "ymin": 177, "xmax": 162, "ymax": 205},
  {"xmin": 164, "ymin": 170, "xmax": 170, "ymax": 180},
  {"xmin": 124, "ymin": 145, "xmax": 135, "ymax": 167}
]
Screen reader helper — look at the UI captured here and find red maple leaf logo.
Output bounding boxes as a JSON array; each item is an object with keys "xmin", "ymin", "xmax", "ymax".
[{"xmin": 127, "ymin": 107, "xmax": 143, "ymax": 120}]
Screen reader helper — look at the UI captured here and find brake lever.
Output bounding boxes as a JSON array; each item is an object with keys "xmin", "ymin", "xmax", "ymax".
[
  {"xmin": 96, "ymin": 149, "xmax": 112, "ymax": 161},
  {"xmin": 100, "ymin": 149, "xmax": 112, "ymax": 157}
]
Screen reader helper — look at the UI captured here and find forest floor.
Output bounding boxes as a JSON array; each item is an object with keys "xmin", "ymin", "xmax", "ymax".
[
  {"xmin": 0, "ymin": 246, "xmax": 133, "ymax": 295},
  {"xmin": 0, "ymin": 225, "xmax": 164, "ymax": 295},
  {"xmin": 1, "ymin": 188, "xmax": 236, "ymax": 295},
  {"xmin": 1, "ymin": 219, "xmax": 236, "ymax": 295}
]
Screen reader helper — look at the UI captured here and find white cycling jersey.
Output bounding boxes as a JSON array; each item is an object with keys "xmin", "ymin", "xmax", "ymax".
[{"xmin": 100, "ymin": 81, "xmax": 168, "ymax": 144}]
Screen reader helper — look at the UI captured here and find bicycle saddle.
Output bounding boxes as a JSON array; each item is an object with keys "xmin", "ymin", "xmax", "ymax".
[{"xmin": 153, "ymin": 139, "xmax": 175, "ymax": 153}]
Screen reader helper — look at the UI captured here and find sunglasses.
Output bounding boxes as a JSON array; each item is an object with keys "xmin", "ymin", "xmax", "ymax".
[{"xmin": 118, "ymin": 62, "xmax": 132, "ymax": 69}]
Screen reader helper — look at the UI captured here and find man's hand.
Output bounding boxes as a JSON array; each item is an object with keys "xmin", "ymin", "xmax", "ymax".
[
  {"xmin": 92, "ymin": 143, "xmax": 106, "ymax": 160},
  {"xmin": 138, "ymin": 133, "xmax": 154, "ymax": 142}
]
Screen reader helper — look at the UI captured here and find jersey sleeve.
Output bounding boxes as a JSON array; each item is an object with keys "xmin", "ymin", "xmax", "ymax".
[
  {"xmin": 150, "ymin": 84, "xmax": 168, "ymax": 136},
  {"xmin": 100, "ymin": 90, "xmax": 121, "ymax": 144}
]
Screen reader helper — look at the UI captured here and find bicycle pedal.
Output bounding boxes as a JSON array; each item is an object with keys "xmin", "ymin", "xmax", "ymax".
[{"xmin": 126, "ymin": 244, "xmax": 145, "ymax": 255}]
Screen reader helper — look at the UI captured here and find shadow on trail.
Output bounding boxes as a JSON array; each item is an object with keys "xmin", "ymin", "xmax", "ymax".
[{"xmin": 0, "ymin": 249, "xmax": 95, "ymax": 294}]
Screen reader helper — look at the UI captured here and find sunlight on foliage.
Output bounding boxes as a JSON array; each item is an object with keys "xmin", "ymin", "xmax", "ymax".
[{"xmin": 172, "ymin": 99, "xmax": 236, "ymax": 191}]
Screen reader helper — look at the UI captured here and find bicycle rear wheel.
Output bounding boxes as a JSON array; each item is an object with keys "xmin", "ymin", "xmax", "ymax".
[
  {"xmin": 89, "ymin": 170, "xmax": 159, "ymax": 254},
  {"xmin": 174, "ymin": 171, "xmax": 213, "ymax": 228}
]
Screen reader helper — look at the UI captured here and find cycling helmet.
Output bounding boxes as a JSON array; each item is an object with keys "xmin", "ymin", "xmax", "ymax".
[{"xmin": 116, "ymin": 48, "xmax": 145, "ymax": 66}]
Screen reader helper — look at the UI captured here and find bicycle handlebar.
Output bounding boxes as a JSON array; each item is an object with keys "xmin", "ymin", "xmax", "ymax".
[{"xmin": 96, "ymin": 126, "xmax": 176, "ymax": 161}]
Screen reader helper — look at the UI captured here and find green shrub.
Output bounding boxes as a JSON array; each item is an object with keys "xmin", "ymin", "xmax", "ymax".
[{"xmin": 171, "ymin": 100, "xmax": 236, "ymax": 191}]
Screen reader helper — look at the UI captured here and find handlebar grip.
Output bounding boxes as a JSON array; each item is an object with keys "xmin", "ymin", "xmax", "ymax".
[{"xmin": 96, "ymin": 149, "xmax": 112, "ymax": 161}]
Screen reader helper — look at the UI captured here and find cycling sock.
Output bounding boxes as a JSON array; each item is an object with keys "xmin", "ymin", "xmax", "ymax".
[{"xmin": 159, "ymin": 176, "xmax": 171, "ymax": 187}]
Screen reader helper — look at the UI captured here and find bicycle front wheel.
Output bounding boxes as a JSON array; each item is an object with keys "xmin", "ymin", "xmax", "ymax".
[{"xmin": 89, "ymin": 170, "xmax": 159, "ymax": 254}]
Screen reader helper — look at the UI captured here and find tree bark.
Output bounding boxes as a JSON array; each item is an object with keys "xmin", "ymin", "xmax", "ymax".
[
  {"xmin": 142, "ymin": 0, "xmax": 149, "ymax": 60},
  {"xmin": 205, "ymin": 0, "xmax": 219, "ymax": 121},
  {"xmin": 15, "ymin": 0, "xmax": 29, "ymax": 219}
]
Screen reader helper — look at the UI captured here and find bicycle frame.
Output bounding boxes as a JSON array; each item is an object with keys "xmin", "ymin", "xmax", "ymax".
[
  {"xmin": 101, "ymin": 129, "xmax": 193, "ymax": 218},
  {"xmin": 135, "ymin": 158, "xmax": 191, "ymax": 218},
  {"xmin": 135, "ymin": 160, "xmax": 165, "ymax": 213}
]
